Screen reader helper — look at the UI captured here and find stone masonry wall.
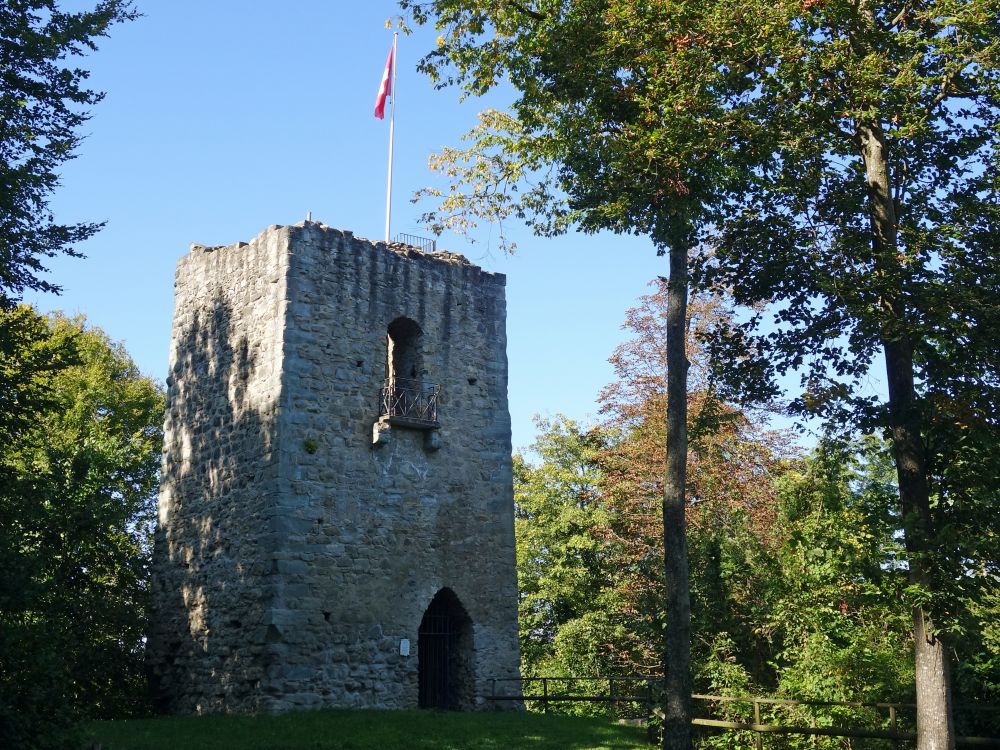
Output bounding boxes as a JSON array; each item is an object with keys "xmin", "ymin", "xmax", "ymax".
[
  {"xmin": 148, "ymin": 227, "xmax": 291, "ymax": 713},
  {"xmin": 148, "ymin": 221, "xmax": 520, "ymax": 713}
]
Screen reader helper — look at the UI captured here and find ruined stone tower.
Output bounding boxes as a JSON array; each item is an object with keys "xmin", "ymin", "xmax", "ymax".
[{"xmin": 147, "ymin": 221, "xmax": 520, "ymax": 713}]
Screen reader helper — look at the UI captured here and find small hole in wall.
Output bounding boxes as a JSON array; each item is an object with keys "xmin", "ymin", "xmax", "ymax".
[
  {"xmin": 356, "ymin": 360, "xmax": 363, "ymax": 367},
  {"xmin": 265, "ymin": 624, "xmax": 283, "ymax": 643},
  {"xmin": 323, "ymin": 611, "xmax": 331, "ymax": 622},
  {"xmin": 468, "ymin": 377, "xmax": 477, "ymax": 385}
]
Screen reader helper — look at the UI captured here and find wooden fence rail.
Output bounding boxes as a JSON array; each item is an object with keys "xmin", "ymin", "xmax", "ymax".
[{"xmin": 485, "ymin": 677, "xmax": 1000, "ymax": 747}]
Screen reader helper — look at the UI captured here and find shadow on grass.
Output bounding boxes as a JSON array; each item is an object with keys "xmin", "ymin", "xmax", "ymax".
[{"xmin": 87, "ymin": 708, "xmax": 650, "ymax": 750}]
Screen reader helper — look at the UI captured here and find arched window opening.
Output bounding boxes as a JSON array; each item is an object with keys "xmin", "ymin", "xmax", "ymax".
[
  {"xmin": 418, "ymin": 588, "xmax": 474, "ymax": 710},
  {"xmin": 380, "ymin": 317, "xmax": 439, "ymax": 427},
  {"xmin": 387, "ymin": 317, "xmax": 422, "ymax": 382}
]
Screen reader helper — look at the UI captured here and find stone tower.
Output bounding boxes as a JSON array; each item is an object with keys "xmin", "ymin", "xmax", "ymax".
[{"xmin": 147, "ymin": 221, "xmax": 520, "ymax": 714}]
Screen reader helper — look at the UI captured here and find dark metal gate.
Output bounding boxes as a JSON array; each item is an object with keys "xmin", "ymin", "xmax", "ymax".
[
  {"xmin": 418, "ymin": 589, "xmax": 471, "ymax": 710},
  {"xmin": 418, "ymin": 605, "xmax": 455, "ymax": 709}
]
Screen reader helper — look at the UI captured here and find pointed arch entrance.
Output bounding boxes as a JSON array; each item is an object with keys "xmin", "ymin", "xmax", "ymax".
[{"xmin": 418, "ymin": 588, "xmax": 474, "ymax": 710}]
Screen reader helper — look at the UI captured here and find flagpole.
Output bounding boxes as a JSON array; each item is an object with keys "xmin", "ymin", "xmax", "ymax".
[{"xmin": 384, "ymin": 32, "xmax": 398, "ymax": 243}]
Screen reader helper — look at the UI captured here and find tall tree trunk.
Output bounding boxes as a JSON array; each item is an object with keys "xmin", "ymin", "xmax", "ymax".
[
  {"xmin": 662, "ymin": 240, "xmax": 692, "ymax": 750},
  {"xmin": 859, "ymin": 122, "xmax": 955, "ymax": 750}
]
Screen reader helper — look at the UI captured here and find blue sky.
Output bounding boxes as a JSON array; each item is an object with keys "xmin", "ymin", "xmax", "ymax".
[{"xmin": 28, "ymin": 1, "xmax": 672, "ymax": 451}]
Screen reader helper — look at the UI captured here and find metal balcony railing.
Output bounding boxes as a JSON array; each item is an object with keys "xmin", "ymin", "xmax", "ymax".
[
  {"xmin": 379, "ymin": 378, "xmax": 439, "ymax": 427},
  {"xmin": 394, "ymin": 233, "xmax": 437, "ymax": 253}
]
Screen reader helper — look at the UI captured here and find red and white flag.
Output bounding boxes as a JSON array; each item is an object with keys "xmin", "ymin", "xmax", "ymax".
[{"xmin": 374, "ymin": 46, "xmax": 393, "ymax": 119}]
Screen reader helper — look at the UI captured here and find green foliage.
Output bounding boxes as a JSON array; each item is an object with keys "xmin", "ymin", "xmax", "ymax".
[
  {"xmin": 85, "ymin": 709, "xmax": 650, "ymax": 750},
  {"xmin": 403, "ymin": 0, "xmax": 759, "ymax": 252},
  {"xmin": 0, "ymin": 307, "xmax": 164, "ymax": 749},
  {"xmin": 0, "ymin": 0, "xmax": 138, "ymax": 306},
  {"xmin": 696, "ymin": 0, "xmax": 1000, "ymax": 427},
  {"xmin": 951, "ymin": 589, "xmax": 1000, "ymax": 736},
  {"xmin": 513, "ymin": 414, "xmax": 979, "ymax": 737},
  {"xmin": 679, "ymin": 0, "xmax": 1000, "ymax": 655},
  {"xmin": 687, "ymin": 508, "xmax": 779, "ymax": 695},
  {"xmin": 515, "ymin": 417, "xmax": 623, "ymax": 714},
  {"xmin": 0, "ymin": 304, "xmax": 79, "ymax": 441},
  {"xmin": 696, "ymin": 634, "xmax": 757, "ymax": 700},
  {"xmin": 692, "ymin": 635, "xmax": 759, "ymax": 749},
  {"xmin": 769, "ymin": 442, "xmax": 914, "ymax": 703}
]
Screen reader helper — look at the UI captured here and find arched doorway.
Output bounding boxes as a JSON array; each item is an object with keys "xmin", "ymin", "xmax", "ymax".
[{"xmin": 418, "ymin": 588, "xmax": 474, "ymax": 710}]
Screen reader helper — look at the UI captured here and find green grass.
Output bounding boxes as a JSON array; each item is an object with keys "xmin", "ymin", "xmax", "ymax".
[{"xmin": 85, "ymin": 709, "xmax": 650, "ymax": 750}]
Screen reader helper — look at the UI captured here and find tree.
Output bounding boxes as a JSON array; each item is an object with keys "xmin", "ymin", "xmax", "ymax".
[
  {"xmin": 0, "ymin": 0, "xmax": 137, "ymax": 307},
  {"xmin": 401, "ymin": 2, "xmax": 766, "ymax": 744},
  {"xmin": 511, "ymin": 286, "xmax": 794, "ymax": 733},
  {"xmin": 514, "ymin": 417, "xmax": 625, "ymax": 709},
  {"xmin": 511, "ymin": 411, "xmax": 785, "ymax": 724},
  {"xmin": 597, "ymin": 283, "xmax": 792, "ymax": 683},
  {"xmin": 0, "ymin": 307, "xmax": 164, "ymax": 749},
  {"xmin": 681, "ymin": 4, "xmax": 1000, "ymax": 747},
  {"xmin": 403, "ymin": 2, "xmax": 1000, "ymax": 746}
]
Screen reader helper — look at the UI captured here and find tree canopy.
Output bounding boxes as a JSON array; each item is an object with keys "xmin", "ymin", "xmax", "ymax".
[
  {"xmin": 0, "ymin": 307, "xmax": 163, "ymax": 750},
  {"xmin": 0, "ymin": 0, "xmax": 137, "ymax": 307}
]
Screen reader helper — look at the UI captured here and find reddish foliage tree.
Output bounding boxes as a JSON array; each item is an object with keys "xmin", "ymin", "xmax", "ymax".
[{"xmin": 596, "ymin": 281, "xmax": 794, "ymax": 672}]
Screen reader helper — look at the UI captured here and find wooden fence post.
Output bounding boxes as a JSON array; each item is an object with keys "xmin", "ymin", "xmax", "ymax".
[{"xmin": 754, "ymin": 700, "xmax": 763, "ymax": 750}]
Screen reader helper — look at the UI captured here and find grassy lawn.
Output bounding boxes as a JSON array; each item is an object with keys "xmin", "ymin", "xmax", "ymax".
[{"xmin": 85, "ymin": 709, "xmax": 650, "ymax": 750}]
